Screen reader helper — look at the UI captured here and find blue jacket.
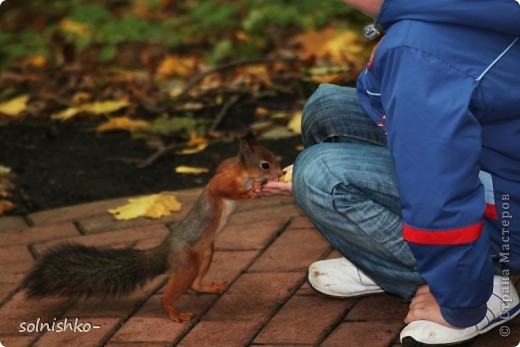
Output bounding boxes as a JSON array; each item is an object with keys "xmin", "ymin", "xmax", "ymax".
[{"xmin": 357, "ymin": 0, "xmax": 520, "ymax": 327}]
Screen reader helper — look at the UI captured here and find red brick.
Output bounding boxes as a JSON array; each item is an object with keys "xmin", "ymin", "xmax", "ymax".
[
  {"xmin": 34, "ymin": 317, "xmax": 121, "ymax": 347},
  {"xmin": 32, "ymin": 224, "xmax": 169, "ymax": 256},
  {"xmin": 203, "ymin": 272, "xmax": 304, "ymax": 322},
  {"xmin": 109, "ymin": 294, "xmax": 214, "ymax": 343},
  {"xmin": 134, "ymin": 236, "xmax": 165, "ymax": 250},
  {"xmin": 287, "ymin": 215, "xmax": 315, "ymax": 229},
  {"xmin": 346, "ymin": 294, "xmax": 409, "ymax": 322},
  {"xmin": 237, "ymin": 196, "xmax": 295, "ymax": 213},
  {"xmin": 77, "ymin": 210, "xmax": 186, "ymax": 235},
  {"xmin": 0, "ymin": 260, "xmax": 34, "ymax": 284},
  {"xmin": 254, "ymin": 295, "xmax": 355, "ymax": 345},
  {"xmin": 0, "ymin": 216, "xmax": 29, "ymax": 231},
  {"xmin": 469, "ymin": 325, "xmax": 520, "ymax": 346},
  {"xmin": 178, "ymin": 320, "xmax": 259, "ymax": 347},
  {"xmin": 0, "ymin": 282, "xmax": 17, "ymax": 302},
  {"xmin": 0, "ymin": 222, "xmax": 80, "ymax": 247},
  {"xmin": 77, "ymin": 214, "xmax": 159, "ymax": 235},
  {"xmin": 215, "ymin": 218, "xmax": 287, "ymax": 251},
  {"xmin": 27, "ymin": 197, "xmax": 131, "ymax": 226},
  {"xmin": 0, "ymin": 336, "xmax": 37, "ymax": 347},
  {"xmin": 203, "ymin": 250, "xmax": 260, "ymax": 288},
  {"xmin": 249, "ymin": 228, "xmax": 330, "ymax": 272},
  {"xmin": 65, "ymin": 275, "xmax": 167, "ymax": 318},
  {"xmin": 0, "ymin": 291, "xmax": 70, "ymax": 335},
  {"xmin": 106, "ymin": 342, "xmax": 170, "ymax": 347},
  {"xmin": 0, "ymin": 244, "xmax": 33, "ymax": 264},
  {"xmin": 321, "ymin": 322, "xmax": 403, "ymax": 347},
  {"xmin": 230, "ymin": 204, "xmax": 302, "ymax": 225}
]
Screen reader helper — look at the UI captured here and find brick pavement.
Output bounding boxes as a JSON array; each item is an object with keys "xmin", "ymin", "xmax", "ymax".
[{"xmin": 0, "ymin": 189, "xmax": 519, "ymax": 347}]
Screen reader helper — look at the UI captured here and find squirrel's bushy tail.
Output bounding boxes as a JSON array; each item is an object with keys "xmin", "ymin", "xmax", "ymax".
[{"xmin": 23, "ymin": 243, "xmax": 168, "ymax": 298}]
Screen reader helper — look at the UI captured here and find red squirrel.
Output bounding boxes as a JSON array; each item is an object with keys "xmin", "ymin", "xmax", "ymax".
[{"xmin": 22, "ymin": 135, "xmax": 283, "ymax": 322}]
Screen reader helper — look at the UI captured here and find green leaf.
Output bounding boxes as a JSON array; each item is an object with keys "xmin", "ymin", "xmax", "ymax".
[
  {"xmin": 99, "ymin": 45, "xmax": 118, "ymax": 62},
  {"xmin": 70, "ymin": 3, "xmax": 111, "ymax": 23}
]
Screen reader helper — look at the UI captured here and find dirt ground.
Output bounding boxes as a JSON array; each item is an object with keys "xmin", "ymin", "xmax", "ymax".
[{"xmin": 0, "ymin": 117, "xmax": 302, "ymax": 215}]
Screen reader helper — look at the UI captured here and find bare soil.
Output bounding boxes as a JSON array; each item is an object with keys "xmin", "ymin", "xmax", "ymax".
[{"xmin": 0, "ymin": 117, "xmax": 301, "ymax": 215}]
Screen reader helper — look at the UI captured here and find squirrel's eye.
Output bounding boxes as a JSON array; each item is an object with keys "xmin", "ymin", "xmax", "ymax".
[{"xmin": 261, "ymin": 161, "xmax": 270, "ymax": 170}]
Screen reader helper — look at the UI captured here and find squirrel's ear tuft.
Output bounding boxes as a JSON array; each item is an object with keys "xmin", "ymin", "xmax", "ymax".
[
  {"xmin": 239, "ymin": 137, "xmax": 254, "ymax": 161},
  {"xmin": 242, "ymin": 132, "xmax": 258, "ymax": 145}
]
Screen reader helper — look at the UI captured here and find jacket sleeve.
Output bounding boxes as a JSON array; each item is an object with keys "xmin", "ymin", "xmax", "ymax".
[{"xmin": 377, "ymin": 47, "xmax": 493, "ymax": 327}]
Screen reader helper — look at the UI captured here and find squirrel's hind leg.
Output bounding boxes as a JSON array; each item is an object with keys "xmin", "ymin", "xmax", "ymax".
[
  {"xmin": 161, "ymin": 255, "xmax": 199, "ymax": 322},
  {"xmin": 191, "ymin": 242, "xmax": 226, "ymax": 293}
]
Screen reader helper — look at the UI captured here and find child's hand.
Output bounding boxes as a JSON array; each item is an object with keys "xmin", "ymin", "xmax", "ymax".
[
  {"xmin": 256, "ymin": 181, "xmax": 292, "ymax": 196},
  {"xmin": 255, "ymin": 165, "xmax": 293, "ymax": 197}
]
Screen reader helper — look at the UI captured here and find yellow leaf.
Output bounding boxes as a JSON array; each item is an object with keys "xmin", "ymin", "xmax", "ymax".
[
  {"xmin": 24, "ymin": 55, "xmax": 47, "ymax": 68},
  {"xmin": 97, "ymin": 117, "xmax": 149, "ymax": 132},
  {"xmin": 0, "ymin": 95, "xmax": 29, "ymax": 117},
  {"xmin": 59, "ymin": 19, "xmax": 89, "ymax": 36},
  {"xmin": 175, "ymin": 166, "xmax": 209, "ymax": 175},
  {"xmin": 108, "ymin": 193, "xmax": 182, "ymax": 220},
  {"xmin": 177, "ymin": 143, "xmax": 208, "ymax": 155},
  {"xmin": 81, "ymin": 100, "xmax": 130, "ymax": 114},
  {"xmin": 51, "ymin": 100, "xmax": 130, "ymax": 121},
  {"xmin": 51, "ymin": 107, "xmax": 82, "ymax": 121},
  {"xmin": 175, "ymin": 133, "xmax": 209, "ymax": 155},
  {"xmin": 287, "ymin": 111, "xmax": 302, "ymax": 134},
  {"xmin": 0, "ymin": 200, "xmax": 15, "ymax": 216}
]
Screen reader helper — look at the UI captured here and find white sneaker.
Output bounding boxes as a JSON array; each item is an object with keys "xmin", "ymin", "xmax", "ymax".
[
  {"xmin": 400, "ymin": 275, "xmax": 520, "ymax": 346},
  {"xmin": 307, "ymin": 258, "xmax": 384, "ymax": 297}
]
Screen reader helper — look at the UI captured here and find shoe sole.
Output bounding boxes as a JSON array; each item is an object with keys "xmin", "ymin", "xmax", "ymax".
[{"xmin": 401, "ymin": 303, "xmax": 520, "ymax": 346}]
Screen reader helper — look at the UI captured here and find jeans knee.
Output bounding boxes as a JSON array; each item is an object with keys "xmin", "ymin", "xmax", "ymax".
[
  {"xmin": 292, "ymin": 145, "xmax": 328, "ymax": 214},
  {"xmin": 302, "ymin": 84, "xmax": 340, "ymax": 135}
]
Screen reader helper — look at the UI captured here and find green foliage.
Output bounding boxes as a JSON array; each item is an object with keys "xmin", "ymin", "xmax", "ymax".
[{"xmin": 0, "ymin": 0, "xmax": 369, "ymax": 69}]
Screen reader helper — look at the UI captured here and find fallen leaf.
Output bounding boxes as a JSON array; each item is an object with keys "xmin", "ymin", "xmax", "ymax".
[
  {"xmin": 259, "ymin": 126, "xmax": 299, "ymax": 140},
  {"xmin": 287, "ymin": 110, "xmax": 302, "ymax": 134},
  {"xmin": 97, "ymin": 117, "xmax": 149, "ymax": 132},
  {"xmin": 0, "ymin": 200, "xmax": 15, "ymax": 216},
  {"xmin": 59, "ymin": 19, "xmax": 89, "ymax": 36},
  {"xmin": 0, "ymin": 95, "xmax": 29, "ymax": 117},
  {"xmin": 175, "ymin": 166, "xmax": 209, "ymax": 175},
  {"xmin": 108, "ymin": 193, "xmax": 182, "ymax": 220},
  {"xmin": 82, "ymin": 100, "xmax": 130, "ymax": 114},
  {"xmin": 177, "ymin": 143, "xmax": 208, "ymax": 155},
  {"xmin": 24, "ymin": 55, "xmax": 48, "ymax": 68},
  {"xmin": 50, "ymin": 107, "xmax": 83, "ymax": 121},
  {"xmin": 51, "ymin": 100, "xmax": 130, "ymax": 121},
  {"xmin": 155, "ymin": 55, "xmax": 198, "ymax": 78},
  {"xmin": 294, "ymin": 27, "xmax": 371, "ymax": 69}
]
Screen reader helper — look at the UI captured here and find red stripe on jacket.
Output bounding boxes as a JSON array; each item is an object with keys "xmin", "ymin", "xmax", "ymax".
[{"xmin": 403, "ymin": 222, "xmax": 483, "ymax": 245}]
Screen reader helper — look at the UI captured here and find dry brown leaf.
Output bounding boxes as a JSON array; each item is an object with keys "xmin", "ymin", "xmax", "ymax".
[
  {"xmin": 0, "ymin": 95, "xmax": 29, "ymax": 117},
  {"xmin": 108, "ymin": 193, "xmax": 182, "ymax": 220},
  {"xmin": 97, "ymin": 117, "xmax": 149, "ymax": 132},
  {"xmin": 155, "ymin": 55, "xmax": 198, "ymax": 78},
  {"xmin": 0, "ymin": 200, "xmax": 15, "ymax": 216},
  {"xmin": 294, "ymin": 27, "xmax": 370, "ymax": 67}
]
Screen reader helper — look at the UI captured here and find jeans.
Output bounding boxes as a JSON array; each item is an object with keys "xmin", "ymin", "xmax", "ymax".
[{"xmin": 293, "ymin": 84, "xmax": 424, "ymax": 300}]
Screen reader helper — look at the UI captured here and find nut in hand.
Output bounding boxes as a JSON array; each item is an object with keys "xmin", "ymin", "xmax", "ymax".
[{"xmin": 279, "ymin": 167, "xmax": 293, "ymax": 183}]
